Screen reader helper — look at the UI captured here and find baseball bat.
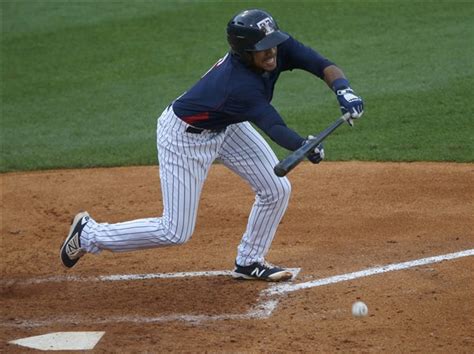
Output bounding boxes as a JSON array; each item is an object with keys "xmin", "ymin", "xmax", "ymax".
[{"xmin": 274, "ymin": 114, "xmax": 352, "ymax": 177}]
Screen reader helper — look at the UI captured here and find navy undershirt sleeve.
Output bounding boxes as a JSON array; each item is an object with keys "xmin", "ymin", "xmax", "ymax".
[
  {"xmin": 250, "ymin": 105, "xmax": 305, "ymax": 151},
  {"xmin": 227, "ymin": 83, "xmax": 305, "ymax": 151},
  {"xmin": 280, "ymin": 36, "xmax": 334, "ymax": 78},
  {"xmin": 262, "ymin": 122, "xmax": 305, "ymax": 151}
]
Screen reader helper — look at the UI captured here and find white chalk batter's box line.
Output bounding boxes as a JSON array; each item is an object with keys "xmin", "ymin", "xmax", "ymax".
[{"xmin": 1, "ymin": 249, "xmax": 473, "ymax": 328}]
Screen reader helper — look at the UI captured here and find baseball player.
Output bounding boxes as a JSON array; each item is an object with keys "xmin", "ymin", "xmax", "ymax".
[{"xmin": 60, "ymin": 9, "xmax": 363, "ymax": 282}]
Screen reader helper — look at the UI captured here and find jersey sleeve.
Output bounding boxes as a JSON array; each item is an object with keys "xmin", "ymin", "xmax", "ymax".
[
  {"xmin": 252, "ymin": 106, "xmax": 306, "ymax": 151},
  {"xmin": 279, "ymin": 35, "xmax": 334, "ymax": 79},
  {"xmin": 226, "ymin": 87, "xmax": 305, "ymax": 151}
]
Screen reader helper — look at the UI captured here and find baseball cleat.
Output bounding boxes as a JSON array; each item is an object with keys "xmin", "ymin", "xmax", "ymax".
[
  {"xmin": 232, "ymin": 261, "xmax": 293, "ymax": 282},
  {"xmin": 60, "ymin": 211, "xmax": 90, "ymax": 268}
]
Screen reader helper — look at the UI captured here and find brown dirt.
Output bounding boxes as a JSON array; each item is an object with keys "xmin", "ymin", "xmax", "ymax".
[{"xmin": 1, "ymin": 162, "xmax": 473, "ymax": 352}]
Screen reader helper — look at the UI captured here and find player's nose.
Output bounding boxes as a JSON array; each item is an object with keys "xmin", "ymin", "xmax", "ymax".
[{"xmin": 267, "ymin": 47, "xmax": 276, "ymax": 56}]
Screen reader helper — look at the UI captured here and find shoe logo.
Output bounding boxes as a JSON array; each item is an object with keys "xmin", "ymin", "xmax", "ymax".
[
  {"xmin": 66, "ymin": 233, "xmax": 80, "ymax": 257},
  {"xmin": 251, "ymin": 267, "xmax": 265, "ymax": 278}
]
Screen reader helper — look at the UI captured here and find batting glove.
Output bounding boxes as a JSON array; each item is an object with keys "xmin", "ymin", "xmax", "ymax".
[
  {"xmin": 332, "ymin": 78, "xmax": 364, "ymax": 119},
  {"xmin": 305, "ymin": 136, "xmax": 325, "ymax": 164}
]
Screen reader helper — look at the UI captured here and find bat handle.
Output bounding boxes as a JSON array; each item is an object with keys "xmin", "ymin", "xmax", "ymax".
[{"xmin": 342, "ymin": 113, "xmax": 354, "ymax": 126}]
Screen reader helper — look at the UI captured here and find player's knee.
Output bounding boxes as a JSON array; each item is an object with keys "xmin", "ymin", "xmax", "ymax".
[
  {"xmin": 159, "ymin": 216, "xmax": 196, "ymax": 245},
  {"xmin": 167, "ymin": 228, "xmax": 193, "ymax": 245},
  {"xmin": 278, "ymin": 177, "xmax": 292, "ymax": 202},
  {"xmin": 169, "ymin": 236, "xmax": 189, "ymax": 245},
  {"xmin": 262, "ymin": 177, "xmax": 291, "ymax": 204}
]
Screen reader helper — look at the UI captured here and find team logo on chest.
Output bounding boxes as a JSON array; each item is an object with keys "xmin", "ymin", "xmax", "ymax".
[{"xmin": 257, "ymin": 17, "xmax": 275, "ymax": 35}]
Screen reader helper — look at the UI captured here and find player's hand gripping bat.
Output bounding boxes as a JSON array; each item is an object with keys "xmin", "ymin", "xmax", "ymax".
[{"xmin": 274, "ymin": 114, "xmax": 354, "ymax": 177}]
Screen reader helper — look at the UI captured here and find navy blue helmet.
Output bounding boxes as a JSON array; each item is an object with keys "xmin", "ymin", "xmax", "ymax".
[{"xmin": 227, "ymin": 9, "xmax": 289, "ymax": 56}]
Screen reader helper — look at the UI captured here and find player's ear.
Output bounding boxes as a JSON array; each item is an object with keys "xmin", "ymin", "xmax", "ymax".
[{"xmin": 246, "ymin": 52, "xmax": 256, "ymax": 66}]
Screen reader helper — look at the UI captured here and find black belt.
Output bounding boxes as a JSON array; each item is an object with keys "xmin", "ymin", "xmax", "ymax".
[
  {"xmin": 185, "ymin": 126, "xmax": 206, "ymax": 134},
  {"xmin": 185, "ymin": 125, "xmax": 225, "ymax": 134}
]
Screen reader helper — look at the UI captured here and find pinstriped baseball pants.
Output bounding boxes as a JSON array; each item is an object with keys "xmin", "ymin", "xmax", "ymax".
[{"xmin": 80, "ymin": 106, "xmax": 291, "ymax": 266}]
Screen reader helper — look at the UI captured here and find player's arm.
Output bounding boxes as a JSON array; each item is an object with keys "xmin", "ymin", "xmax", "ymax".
[
  {"xmin": 281, "ymin": 36, "xmax": 364, "ymax": 119},
  {"xmin": 322, "ymin": 64, "xmax": 345, "ymax": 88},
  {"xmin": 323, "ymin": 65, "xmax": 364, "ymax": 119},
  {"xmin": 228, "ymin": 83, "xmax": 324, "ymax": 162},
  {"xmin": 227, "ymin": 85, "xmax": 305, "ymax": 151},
  {"xmin": 252, "ymin": 107, "xmax": 325, "ymax": 164},
  {"xmin": 252, "ymin": 107, "xmax": 305, "ymax": 151},
  {"xmin": 279, "ymin": 35, "xmax": 334, "ymax": 78}
]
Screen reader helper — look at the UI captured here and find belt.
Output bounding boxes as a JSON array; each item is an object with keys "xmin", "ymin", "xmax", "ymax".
[
  {"xmin": 185, "ymin": 125, "xmax": 225, "ymax": 134},
  {"xmin": 185, "ymin": 126, "xmax": 206, "ymax": 134}
]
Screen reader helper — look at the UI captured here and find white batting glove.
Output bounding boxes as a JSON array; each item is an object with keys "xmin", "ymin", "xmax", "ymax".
[{"xmin": 306, "ymin": 135, "xmax": 325, "ymax": 164}]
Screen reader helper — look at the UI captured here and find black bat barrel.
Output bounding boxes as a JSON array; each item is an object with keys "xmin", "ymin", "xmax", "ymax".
[{"xmin": 274, "ymin": 116, "xmax": 347, "ymax": 177}]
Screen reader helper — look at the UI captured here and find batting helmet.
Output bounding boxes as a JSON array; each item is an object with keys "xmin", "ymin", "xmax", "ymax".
[{"xmin": 227, "ymin": 9, "xmax": 289, "ymax": 57}]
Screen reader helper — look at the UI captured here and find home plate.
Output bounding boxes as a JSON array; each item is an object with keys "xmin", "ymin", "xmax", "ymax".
[{"xmin": 9, "ymin": 331, "xmax": 105, "ymax": 350}]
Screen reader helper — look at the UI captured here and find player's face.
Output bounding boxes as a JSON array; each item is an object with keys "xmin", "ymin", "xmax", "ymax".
[{"xmin": 252, "ymin": 47, "xmax": 277, "ymax": 72}]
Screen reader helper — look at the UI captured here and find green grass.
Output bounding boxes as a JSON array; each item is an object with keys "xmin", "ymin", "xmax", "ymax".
[{"xmin": 1, "ymin": 0, "xmax": 473, "ymax": 172}]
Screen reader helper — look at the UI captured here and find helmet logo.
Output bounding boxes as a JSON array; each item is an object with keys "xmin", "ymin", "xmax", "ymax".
[{"xmin": 256, "ymin": 17, "xmax": 275, "ymax": 35}]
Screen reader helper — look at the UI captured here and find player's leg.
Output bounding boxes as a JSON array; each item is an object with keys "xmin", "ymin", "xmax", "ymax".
[
  {"xmin": 68, "ymin": 108, "xmax": 219, "ymax": 256},
  {"xmin": 217, "ymin": 122, "xmax": 291, "ymax": 268}
]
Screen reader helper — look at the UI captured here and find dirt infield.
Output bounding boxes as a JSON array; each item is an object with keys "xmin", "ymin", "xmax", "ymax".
[{"xmin": 1, "ymin": 162, "xmax": 473, "ymax": 352}]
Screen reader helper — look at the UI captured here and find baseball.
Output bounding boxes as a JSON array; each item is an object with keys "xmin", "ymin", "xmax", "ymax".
[{"xmin": 352, "ymin": 301, "xmax": 368, "ymax": 317}]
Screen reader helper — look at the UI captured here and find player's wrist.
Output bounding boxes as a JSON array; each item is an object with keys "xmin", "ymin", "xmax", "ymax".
[{"xmin": 331, "ymin": 78, "xmax": 350, "ymax": 93}]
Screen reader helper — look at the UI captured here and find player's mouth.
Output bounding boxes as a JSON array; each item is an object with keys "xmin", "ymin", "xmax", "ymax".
[
  {"xmin": 262, "ymin": 56, "xmax": 277, "ymax": 70},
  {"xmin": 264, "ymin": 56, "xmax": 275, "ymax": 65}
]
